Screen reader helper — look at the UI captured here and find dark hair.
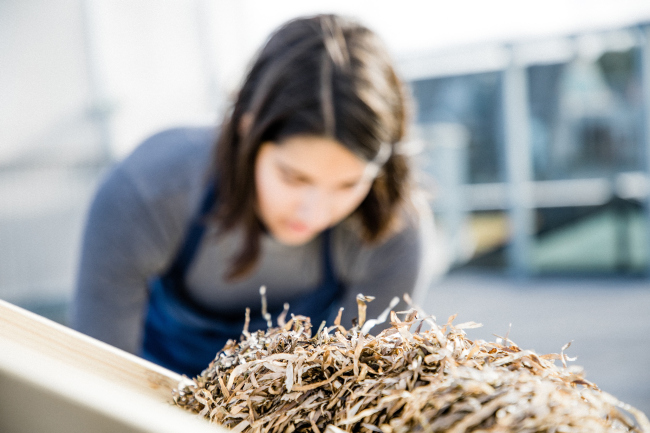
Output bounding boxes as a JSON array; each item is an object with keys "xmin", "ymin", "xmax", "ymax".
[{"xmin": 211, "ymin": 14, "xmax": 411, "ymax": 280}]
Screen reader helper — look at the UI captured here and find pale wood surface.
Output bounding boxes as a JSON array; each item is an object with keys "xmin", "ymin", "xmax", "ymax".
[
  {"xmin": 0, "ymin": 298, "xmax": 180, "ymax": 401},
  {"xmin": 0, "ymin": 299, "xmax": 225, "ymax": 433}
]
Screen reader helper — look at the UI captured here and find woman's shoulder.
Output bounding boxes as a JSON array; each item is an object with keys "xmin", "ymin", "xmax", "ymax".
[
  {"xmin": 104, "ymin": 125, "xmax": 217, "ymax": 200},
  {"xmin": 90, "ymin": 126, "xmax": 218, "ymax": 237},
  {"xmin": 337, "ymin": 193, "xmax": 434, "ymax": 245},
  {"xmin": 331, "ymin": 192, "xmax": 447, "ymax": 290},
  {"xmin": 121, "ymin": 126, "xmax": 217, "ymax": 182},
  {"xmin": 331, "ymin": 196, "xmax": 431, "ymax": 265}
]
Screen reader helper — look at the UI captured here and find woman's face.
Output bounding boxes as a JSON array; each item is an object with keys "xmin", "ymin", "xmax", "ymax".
[{"xmin": 255, "ymin": 135, "xmax": 377, "ymax": 246}]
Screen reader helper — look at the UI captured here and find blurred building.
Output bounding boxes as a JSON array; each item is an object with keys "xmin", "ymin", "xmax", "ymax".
[{"xmin": 400, "ymin": 24, "xmax": 650, "ymax": 276}]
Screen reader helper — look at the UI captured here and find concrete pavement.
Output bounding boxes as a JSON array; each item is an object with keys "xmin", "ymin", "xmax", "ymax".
[{"xmin": 422, "ymin": 270, "xmax": 650, "ymax": 418}]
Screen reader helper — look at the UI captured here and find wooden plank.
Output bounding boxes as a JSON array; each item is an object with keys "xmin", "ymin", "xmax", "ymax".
[
  {"xmin": 0, "ymin": 299, "xmax": 225, "ymax": 433},
  {"xmin": 0, "ymin": 298, "xmax": 179, "ymax": 401}
]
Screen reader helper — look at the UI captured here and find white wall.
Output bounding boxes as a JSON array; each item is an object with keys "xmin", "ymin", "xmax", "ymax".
[{"xmin": 0, "ymin": 0, "xmax": 97, "ymax": 166}]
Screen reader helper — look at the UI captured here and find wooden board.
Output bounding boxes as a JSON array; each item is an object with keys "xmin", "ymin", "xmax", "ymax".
[{"xmin": 0, "ymin": 299, "xmax": 225, "ymax": 433}]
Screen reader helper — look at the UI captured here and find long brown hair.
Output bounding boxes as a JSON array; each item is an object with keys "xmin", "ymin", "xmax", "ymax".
[{"xmin": 211, "ymin": 14, "xmax": 412, "ymax": 280}]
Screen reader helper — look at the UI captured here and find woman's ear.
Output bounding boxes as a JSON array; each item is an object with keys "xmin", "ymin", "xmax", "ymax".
[{"xmin": 238, "ymin": 113, "xmax": 253, "ymax": 139}]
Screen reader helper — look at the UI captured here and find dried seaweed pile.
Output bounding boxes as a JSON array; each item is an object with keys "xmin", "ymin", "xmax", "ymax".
[{"xmin": 173, "ymin": 295, "xmax": 650, "ymax": 433}]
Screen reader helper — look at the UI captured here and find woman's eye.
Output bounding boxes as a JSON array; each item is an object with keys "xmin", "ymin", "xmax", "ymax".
[
  {"xmin": 339, "ymin": 183, "xmax": 357, "ymax": 191},
  {"xmin": 281, "ymin": 170, "xmax": 305, "ymax": 185}
]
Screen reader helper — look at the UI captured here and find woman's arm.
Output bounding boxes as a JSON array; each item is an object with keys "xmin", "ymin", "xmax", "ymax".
[{"xmin": 70, "ymin": 166, "xmax": 174, "ymax": 354}]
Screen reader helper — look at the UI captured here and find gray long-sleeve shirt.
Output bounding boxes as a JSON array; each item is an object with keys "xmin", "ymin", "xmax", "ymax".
[{"xmin": 71, "ymin": 126, "xmax": 440, "ymax": 355}]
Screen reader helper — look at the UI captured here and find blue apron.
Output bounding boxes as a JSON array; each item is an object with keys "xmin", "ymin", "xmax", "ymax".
[{"xmin": 141, "ymin": 182, "xmax": 345, "ymax": 377}]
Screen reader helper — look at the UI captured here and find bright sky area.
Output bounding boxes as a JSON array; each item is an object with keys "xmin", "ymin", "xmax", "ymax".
[{"xmin": 232, "ymin": 0, "xmax": 650, "ymax": 54}]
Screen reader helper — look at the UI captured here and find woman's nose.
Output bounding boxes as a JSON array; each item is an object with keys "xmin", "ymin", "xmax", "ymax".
[{"xmin": 297, "ymin": 188, "xmax": 331, "ymax": 229}]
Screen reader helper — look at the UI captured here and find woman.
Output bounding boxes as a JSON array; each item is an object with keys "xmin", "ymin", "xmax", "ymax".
[{"xmin": 72, "ymin": 14, "xmax": 440, "ymax": 376}]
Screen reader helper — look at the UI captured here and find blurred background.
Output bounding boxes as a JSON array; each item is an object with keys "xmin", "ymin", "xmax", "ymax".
[{"xmin": 1, "ymin": 0, "xmax": 649, "ymax": 419}]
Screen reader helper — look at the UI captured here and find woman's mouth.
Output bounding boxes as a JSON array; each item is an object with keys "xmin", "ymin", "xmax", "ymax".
[{"xmin": 286, "ymin": 220, "xmax": 310, "ymax": 233}]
